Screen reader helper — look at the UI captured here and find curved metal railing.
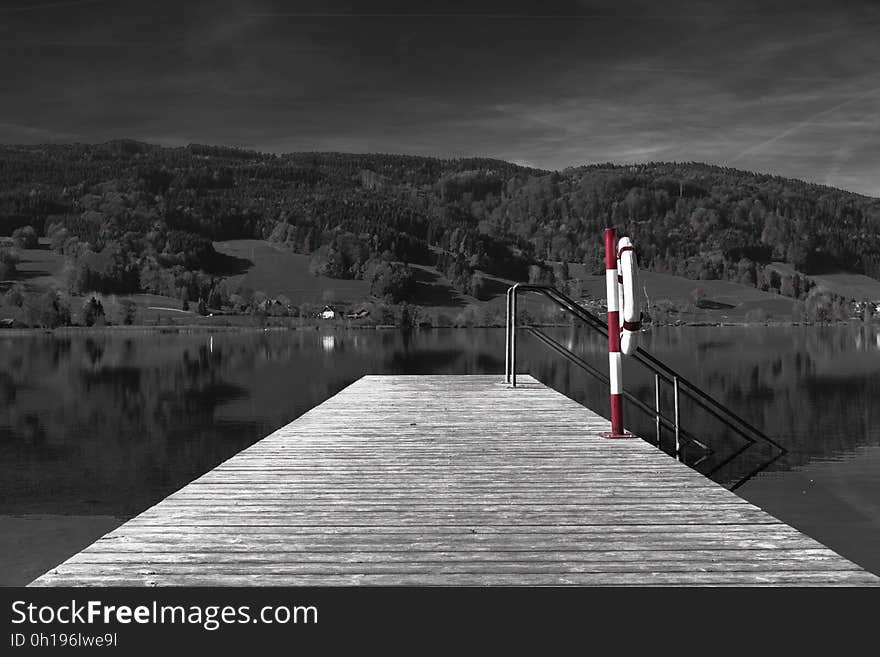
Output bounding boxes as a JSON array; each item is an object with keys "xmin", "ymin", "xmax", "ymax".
[{"xmin": 505, "ymin": 283, "xmax": 787, "ymax": 490}]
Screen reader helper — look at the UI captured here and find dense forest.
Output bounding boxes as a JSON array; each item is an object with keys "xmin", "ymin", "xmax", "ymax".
[{"xmin": 1, "ymin": 140, "xmax": 879, "ymax": 320}]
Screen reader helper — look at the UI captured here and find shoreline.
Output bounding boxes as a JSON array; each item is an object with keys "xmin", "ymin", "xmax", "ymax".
[{"xmin": 0, "ymin": 319, "xmax": 873, "ymax": 337}]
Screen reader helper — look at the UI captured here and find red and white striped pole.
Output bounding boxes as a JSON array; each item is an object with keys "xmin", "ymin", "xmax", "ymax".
[{"xmin": 601, "ymin": 227, "xmax": 634, "ymax": 439}]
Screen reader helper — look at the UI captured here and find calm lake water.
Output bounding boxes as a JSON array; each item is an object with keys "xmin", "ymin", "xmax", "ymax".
[{"xmin": 2, "ymin": 324, "xmax": 879, "ymax": 584}]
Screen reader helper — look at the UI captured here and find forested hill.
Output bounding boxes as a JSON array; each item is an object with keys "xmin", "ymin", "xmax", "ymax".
[{"xmin": 1, "ymin": 140, "xmax": 878, "ymax": 308}]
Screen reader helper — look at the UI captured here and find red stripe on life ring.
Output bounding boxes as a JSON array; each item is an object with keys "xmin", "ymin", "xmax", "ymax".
[{"xmin": 622, "ymin": 320, "xmax": 641, "ymax": 331}]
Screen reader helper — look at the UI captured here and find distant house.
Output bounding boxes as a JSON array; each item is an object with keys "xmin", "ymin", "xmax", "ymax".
[
  {"xmin": 853, "ymin": 300, "xmax": 880, "ymax": 317},
  {"xmin": 320, "ymin": 305, "xmax": 336, "ymax": 320}
]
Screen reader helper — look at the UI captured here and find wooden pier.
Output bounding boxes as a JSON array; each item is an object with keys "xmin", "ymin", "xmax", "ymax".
[{"xmin": 31, "ymin": 375, "xmax": 879, "ymax": 586}]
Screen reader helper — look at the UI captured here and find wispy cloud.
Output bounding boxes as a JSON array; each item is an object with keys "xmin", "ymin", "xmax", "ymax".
[
  {"xmin": 1, "ymin": 0, "xmax": 879, "ymax": 196},
  {"xmin": 731, "ymin": 85, "xmax": 880, "ymax": 162}
]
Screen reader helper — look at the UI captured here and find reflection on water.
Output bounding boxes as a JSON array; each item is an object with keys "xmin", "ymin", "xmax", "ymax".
[
  {"xmin": 0, "ymin": 329, "xmax": 505, "ymax": 522},
  {"xmin": 1, "ymin": 325, "xmax": 878, "ymax": 583},
  {"xmin": 534, "ymin": 324, "xmax": 880, "ymax": 481}
]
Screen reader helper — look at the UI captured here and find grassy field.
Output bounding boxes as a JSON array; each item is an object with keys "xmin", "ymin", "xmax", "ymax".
[
  {"xmin": 569, "ymin": 265, "xmax": 799, "ymax": 321},
  {"xmin": 7, "ymin": 240, "xmax": 67, "ymax": 291},
  {"xmin": 767, "ymin": 262, "xmax": 880, "ymax": 300},
  {"xmin": 212, "ymin": 240, "xmax": 494, "ymax": 316},
  {"xmin": 212, "ymin": 240, "xmax": 370, "ymax": 304}
]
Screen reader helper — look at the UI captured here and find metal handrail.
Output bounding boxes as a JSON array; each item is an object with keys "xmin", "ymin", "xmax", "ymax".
[
  {"xmin": 505, "ymin": 283, "xmax": 787, "ymax": 489},
  {"xmin": 524, "ymin": 326, "xmax": 711, "ymax": 467}
]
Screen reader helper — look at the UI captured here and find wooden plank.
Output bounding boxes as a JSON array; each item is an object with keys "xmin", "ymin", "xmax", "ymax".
[
  {"xmin": 32, "ymin": 571, "xmax": 878, "ymax": 587},
  {"xmin": 62, "ymin": 549, "xmax": 855, "ymax": 566},
  {"xmin": 83, "ymin": 538, "xmax": 828, "ymax": 552},
  {"xmin": 30, "ymin": 374, "xmax": 880, "ymax": 587}
]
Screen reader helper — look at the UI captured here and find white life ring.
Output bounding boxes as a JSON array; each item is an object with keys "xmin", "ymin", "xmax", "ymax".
[{"xmin": 617, "ymin": 237, "xmax": 640, "ymax": 356}]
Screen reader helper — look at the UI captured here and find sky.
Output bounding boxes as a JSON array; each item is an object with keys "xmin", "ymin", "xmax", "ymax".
[{"xmin": 2, "ymin": 0, "xmax": 880, "ymax": 196}]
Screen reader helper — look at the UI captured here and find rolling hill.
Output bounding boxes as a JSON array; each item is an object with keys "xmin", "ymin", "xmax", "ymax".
[{"xmin": 1, "ymin": 141, "xmax": 879, "ymax": 326}]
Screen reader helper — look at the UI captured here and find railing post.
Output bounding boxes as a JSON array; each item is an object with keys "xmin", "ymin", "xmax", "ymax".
[
  {"xmin": 673, "ymin": 375, "xmax": 681, "ymax": 460},
  {"xmin": 511, "ymin": 287, "xmax": 517, "ymax": 388},
  {"xmin": 505, "ymin": 287, "xmax": 511, "ymax": 383},
  {"xmin": 654, "ymin": 373, "xmax": 661, "ymax": 446}
]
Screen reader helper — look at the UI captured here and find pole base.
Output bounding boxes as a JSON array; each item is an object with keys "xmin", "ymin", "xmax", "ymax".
[{"xmin": 599, "ymin": 431, "xmax": 639, "ymax": 439}]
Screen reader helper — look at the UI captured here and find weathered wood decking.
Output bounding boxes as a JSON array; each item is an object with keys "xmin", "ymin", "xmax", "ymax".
[{"xmin": 32, "ymin": 375, "xmax": 879, "ymax": 586}]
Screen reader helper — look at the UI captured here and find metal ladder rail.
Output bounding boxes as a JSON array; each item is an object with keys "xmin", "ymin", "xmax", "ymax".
[
  {"xmin": 535, "ymin": 285, "xmax": 790, "ymax": 474},
  {"xmin": 508, "ymin": 284, "xmax": 782, "ymax": 447},
  {"xmin": 506, "ymin": 284, "xmax": 787, "ymax": 486},
  {"xmin": 514, "ymin": 284, "xmax": 783, "ymax": 454},
  {"xmin": 525, "ymin": 326, "xmax": 712, "ymax": 467}
]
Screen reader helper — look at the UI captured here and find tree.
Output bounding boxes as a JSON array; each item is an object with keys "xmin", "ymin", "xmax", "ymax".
[
  {"xmin": 398, "ymin": 302, "xmax": 412, "ymax": 328},
  {"xmin": 367, "ymin": 261, "xmax": 415, "ymax": 303},
  {"xmin": 82, "ymin": 296, "xmax": 105, "ymax": 327},
  {"xmin": 0, "ymin": 248, "xmax": 19, "ymax": 277},
  {"xmin": 47, "ymin": 225, "xmax": 72, "ymax": 253},
  {"xmin": 251, "ymin": 291, "xmax": 269, "ymax": 313},
  {"xmin": 4, "ymin": 285, "xmax": 24, "ymax": 307},
  {"xmin": 468, "ymin": 273, "xmax": 489, "ymax": 300},
  {"xmin": 197, "ymin": 298, "xmax": 207, "ymax": 316},
  {"xmin": 229, "ymin": 293, "xmax": 246, "ymax": 312},
  {"xmin": 38, "ymin": 291, "xmax": 70, "ymax": 328},
  {"xmin": 803, "ymin": 288, "xmax": 846, "ymax": 323},
  {"xmin": 778, "ymin": 274, "xmax": 791, "ymax": 297},
  {"xmin": 20, "ymin": 291, "xmax": 68, "ymax": 327},
  {"xmin": 528, "ymin": 264, "xmax": 555, "ymax": 286},
  {"xmin": 207, "ymin": 286, "xmax": 225, "ymax": 310},
  {"xmin": 11, "ymin": 225, "xmax": 38, "ymax": 249},
  {"xmin": 275, "ymin": 294, "xmax": 292, "ymax": 316},
  {"xmin": 118, "ymin": 299, "xmax": 137, "ymax": 325},
  {"xmin": 736, "ymin": 258, "xmax": 756, "ymax": 287},
  {"xmin": 99, "ymin": 294, "xmax": 122, "ymax": 325}
]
